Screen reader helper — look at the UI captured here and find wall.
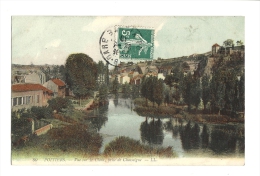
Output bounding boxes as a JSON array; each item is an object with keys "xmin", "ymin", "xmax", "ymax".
[
  {"xmin": 24, "ymin": 73, "xmax": 41, "ymax": 84},
  {"xmin": 43, "ymin": 80, "xmax": 58, "ymax": 97},
  {"xmin": 34, "ymin": 124, "xmax": 53, "ymax": 136},
  {"xmin": 11, "ymin": 90, "xmax": 43, "ymax": 111}
]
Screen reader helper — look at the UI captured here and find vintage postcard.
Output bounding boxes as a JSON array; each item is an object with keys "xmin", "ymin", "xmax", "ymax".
[{"xmin": 11, "ymin": 16, "xmax": 245, "ymax": 165}]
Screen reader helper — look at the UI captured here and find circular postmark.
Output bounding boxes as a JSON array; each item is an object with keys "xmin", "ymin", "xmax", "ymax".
[
  {"xmin": 99, "ymin": 26, "xmax": 119, "ymax": 66},
  {"xmin": 100, "ymin": 26, "xmax": 154, "ymax": 66}
]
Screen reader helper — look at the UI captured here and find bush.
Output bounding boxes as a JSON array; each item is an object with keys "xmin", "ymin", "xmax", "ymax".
[
  {"xmin": 31, "ymin": 106, "xmax": 53, "ymax": 119},
  {"xmin": 48, "ymin": 97, "xmax": 72, "ymax": 113},
  {"xmin": 47, "ymin": 124, "xmax": 102, "ymax": 155},
  {"xmin": 103, "ymin": 136, "xmax": 175, "ymax": 158}
]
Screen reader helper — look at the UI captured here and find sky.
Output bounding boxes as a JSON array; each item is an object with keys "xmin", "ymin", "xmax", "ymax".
[{"xmin": 12, "ymin": 16, "xmax": 244, "ymax": 65}]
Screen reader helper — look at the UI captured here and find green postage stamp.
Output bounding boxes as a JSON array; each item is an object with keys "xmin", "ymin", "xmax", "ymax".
[
  {"xmin": 100, "ymin": 26, "xmax": 154, "ymax": 66},
  {"xmin": 117, "ymin": 27, "xmax": 154, "ymax": 60}
]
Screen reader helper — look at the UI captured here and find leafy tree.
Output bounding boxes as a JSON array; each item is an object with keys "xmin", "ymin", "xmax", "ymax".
[
  {"xmin": 216, "ymin": 82, "xmax": 226, "ymax": 115},
  {"xmin": 190, "ymin": 77, "xmax": 201, "ymax": 111},
  {"xmin": 98, "ymin": 83, "xmax": 108, "ymax": 103},
  {"xmin": 236, "ymin": 40, "xmax": 243, "ymax": 46},
  {"xmin": 153, "ymin": 79, "xmax": 164, "ymax": 107},
  {"xmin": 182, "ymin": 73, "xmax": 193, "ymax": 111},
  {"xmin": 141, "ymin": 77, "xmax": 149, "ymax": 106},
  {"xmin": 122, "ymin": 82, "xmax": 131, "ymax": 98},
  {"xmin": 164, "ymin": 75, "xmax": 174, "ymax": 90},
  {"xmin": 65, "ymin": 53, "xmax": 97, "ymax": 105},
  {"xmin": 202, "ymin": 75, "xmax": 210, "ymax": 111},
  {"xmin": 47, "ymin": 97, "xmax": 72, "ymax": 113},
  {"xmin": 59, "ymin": 65, "xmax": 67, "ymax": 81},
  {"xmin": 238, "ymin": 73, "xmax": 245, "ymax": 111},
  {"xmin": 223, "ymin": 39, "xmax": 234, "ymax": 47},
  {"xmin": 111, "ymin": 75, "xmax": 119, "ymax": 97},
  {"xmin": 131, "ymin": 84, "xmax": 140, "ymax": 99}
]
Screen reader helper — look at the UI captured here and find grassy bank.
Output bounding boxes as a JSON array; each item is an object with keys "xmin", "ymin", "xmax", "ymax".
[
  {"xmin": 12, "ymin": 123, "xmax": 102, "ymax": 159},
  {"xmin": 134, "ymin": 98, "xmax": 244, "ymax": 124}
]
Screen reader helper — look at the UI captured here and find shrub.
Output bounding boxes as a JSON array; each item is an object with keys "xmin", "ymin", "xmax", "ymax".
[
  {"xmin": 103, "ymin": 136, "xmax": 175, "ymax": 158},
  {"xmin": 48, "ymin": 97, "xmax": 72, "ymax": 113}
]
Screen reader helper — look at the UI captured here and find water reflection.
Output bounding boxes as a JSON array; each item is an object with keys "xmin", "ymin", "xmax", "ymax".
[
  {"xmin": 201, "ymin": 124, "xmax": 209, "ymax": 148},
  {"xmin": 179, "ymin": 121, "xmax": 200, "ymax": 150},
  {"xmin": 210, "ymin": 126, "xmax": 237, "ymax": 154},
  {"xmin": 140, "ymin": 118, "xmax": 164, "ymax": 145},
  {"xmin": 89, "ymin": 103, "xmax": 109, "ymax": 132},
  {"xmin": 89, "ymin": 98, "xmax": 244, "ymax": 157}
]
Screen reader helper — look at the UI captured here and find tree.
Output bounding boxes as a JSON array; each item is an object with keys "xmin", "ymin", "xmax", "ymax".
[
  {"xmin": 164, "ymin": 75, "xmax": 174, "ymax": 90},
  {"xmin": 216, "ymin": 82, "xmax": 226, "ymax": 116},
  {"xmin": 147, "ymin": 76, "xmax": 156, "ymax": 107},
  {"xmin": 236, "ymin": 40, "xmax": 244, "ymax": 46},
  {"xmin": 182, "ymin": 73, "xmax": 193, "ymax": 111},
  {"xmin": 190, "ymin": 77, "xmax": 201, "ymax": 112},
  {"xmin": 223, "ymin": 39, "xmax": 234, "ymax": 47},
  {"xmin": 141, "ymin": 77, "xmax": 149, "ymax": 106},
  {"xmin": 153, "ymin": 79, "xmax": 164, "ymax": 107},
  {"xmin": 65, "ymin": 53, "xmax": 97, "ymax": 105},
  {"xmin": 98, "ymin": 83, "xmax": 108, "ymax": 104},
  {"xmin": 111, "ymin": 75, "xmax": 119, "ymax": 97},
  {"xmin": 238, "ymin": 73, "xmax": 245, "ymax": 112},
  {"xmin": 122, "ymin": 82, "xmax": 131, "ymax": 98},
  {"xmin": 47, "ymin": 97, "xmax": 72, "ymax": 113},
  {"xmin": 202, "ymin": 75, "xmax": 210, "ymax": 111},
  {"xmin": 59, "ymin": 65, "xmax": 67, "ymax": 81}
]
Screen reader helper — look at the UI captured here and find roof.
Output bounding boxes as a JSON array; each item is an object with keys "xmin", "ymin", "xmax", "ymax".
[
  {"xmin": 51, "ymin": 78, "xmax": 66, "ymax": 86},
  {"xmin": 12, "ymin": 84, "xmax": 53, "ymax": 94},
  {"xmin": 212, "ymin": 43, "xmax": 220, "ymax": 47}
]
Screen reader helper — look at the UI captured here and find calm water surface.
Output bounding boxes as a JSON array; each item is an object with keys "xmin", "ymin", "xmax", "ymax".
[{"xmin": 88, "ymin": 98, "xmax": 244, "ymax": 158}]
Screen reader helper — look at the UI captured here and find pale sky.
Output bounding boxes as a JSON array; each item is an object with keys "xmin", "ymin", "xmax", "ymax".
[{"xmin": 12, "ymin": 16, "xmax": 244, "ymax": 65}]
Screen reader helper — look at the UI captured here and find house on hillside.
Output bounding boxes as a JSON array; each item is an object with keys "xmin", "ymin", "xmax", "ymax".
[
  {"xmin": 157, "ymin": 73, "xmax": 165, "ymax": 80},
  {"xmin": 12, "ymin": 70, "xmax": 46, "ymax": 85},
  {"xmin": 128, "ymin": 71, "xmax": 139, "ymax": 79},
  {"xmin": 212, "ymin": 43, "xmax": 220, "ymax": 55},
  {"xmin": 120, "ymin": 75, "xmax": 130, "ymax": 84},
  {"xmin": 43, "ymin": 78, "xmax": 66, "ymax": 98},
  {"xmin": 130, "ymin": 74, "xmax": 143, "ymax": 85},
  {"xmin": 11, "ymin": 83, "xmax": 53, "ymax": 111}
]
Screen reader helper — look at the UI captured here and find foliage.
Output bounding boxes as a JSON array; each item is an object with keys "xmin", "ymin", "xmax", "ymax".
[
  {"xmin": 47, "ymin": 97, "xmax": 72, "ymax": 113},
  {"xmin": 65, "ymin": 53, "xmax": 98, "ymax": 100},
  {"xmin": 98, "ymin": 83, "xmax": 108, "ymax": 102},
  {"xmin": 153, "ymin": 79, "xmax": 164, "ymax": 107},
  {"xmin": 141, "ymin": 76, "xmax": 165, "ymax": 107},
  {"xmin": 122, "ymin": 82, "xmax": 131, "ymax": 98},
  {"xmin": 103, "ymin": 136, "xmax": 174, "ymax": 157},
  {"xmin": 131, "ymin": 84, "xmax": 140, "ymax": 99},
  {"xmin": 48, "ymin": 124, "xmax": 102, "ymax": 154},
  {"xmin": 111, "ymin": 75, "xmax": 119, "ymax": 96},
  {"xmin": 31, "ymin": 106, "xmax": 53, "ymax": 119},
  {"xmin": 202, "ymin": 74, "xmax": 210, "ymax": 110},
  {"xmin": 223, "ymin": 39, "xmax": 234, "ymax": 47},
  {"xmin": 164, "ymin": 75, "xmax": 174, "ymax": 90}
]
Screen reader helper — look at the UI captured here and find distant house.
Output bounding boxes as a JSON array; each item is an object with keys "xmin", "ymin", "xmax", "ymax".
[
  {"xmin": 212, "ymin": 43, "xmax": 220, "ymax": 55},
  {"xmin": 128, "ymin": 71, "xmax": 139, "ymax": 79},
  {"xmin": 120, "ymin": 75, "xmax": 130, "ymax": 84},
  {"xmin": 12, "ymin": 71, "xmax": 46, "ymax": 85},
  {"xmin": 11, "ymin": 84, "xmax": 53, "ymax": 111},
  {"xmin": 130, "ymin": 74, "xmax": 143, "ymax": 85},
  {"xmin": 43, "ymin": 78, "xmax": 66, "ymax": 98},
  {"xmin": 157, "ymin": 73, "xmax": 165, "ymax": 80}
]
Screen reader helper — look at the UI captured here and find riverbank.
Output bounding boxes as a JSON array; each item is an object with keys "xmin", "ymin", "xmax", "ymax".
[{"xmin": 134, "ymin": 98, "xmax": 244, "ymax": 124}]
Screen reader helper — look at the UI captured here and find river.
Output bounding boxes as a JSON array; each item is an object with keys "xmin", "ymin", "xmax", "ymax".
[{"xmin": 87, "ymin": 98, "xmax": 244, "ymax": 158}]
